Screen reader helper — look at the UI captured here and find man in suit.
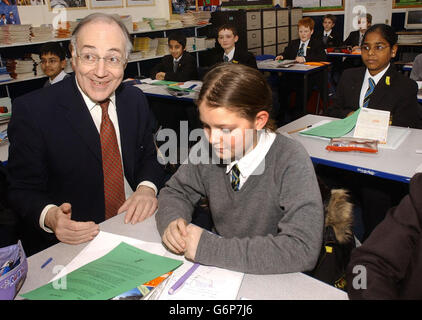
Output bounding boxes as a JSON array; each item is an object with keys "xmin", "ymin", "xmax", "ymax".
[
  {"xmin": 275, "ymin": 17, "xmax": 326, "ymax": 124},
  {"xmin": 314, "ymin": 14, "xmax": 342, "ymax": 49},
  {"xmin": 151, "ymin": 31, "xmax": 198, "ymax": 82},
  {"xmin": 209, "ymin": 24, "xmax": 257, "ymax": 69},
  {"xmin": 7, "ymin": 13, "xmax": 165, "ymax": 255},
  {"xmin": 39, "ymin": 42, "xmax": 70, "ymax": 87}
]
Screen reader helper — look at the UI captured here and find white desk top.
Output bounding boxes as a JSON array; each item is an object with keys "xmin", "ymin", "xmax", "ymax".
[
  {"xmin": 17, "ymin": 214, "xmax": 347, "ymax": 300},
  {"xmin": 279, "ymin": 115, "xmax": 422, "ymax": 183},
  {"xmin": 135, "ymin": 81, "xmax": 200, "ymax": 102},
  {"xmin": 257, "ymin": 60, "xmax": 326, "ymax": 73}
]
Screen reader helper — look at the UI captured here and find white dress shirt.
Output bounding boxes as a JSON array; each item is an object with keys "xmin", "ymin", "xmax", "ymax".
[
  {"xmin": 324, "ymin": 30, "xmax": 332, "ymax": 37},
  {"xmin": 359, "ymin": 64, "xmax": 390, "ymax": 108},
  {"xmin": 226, "ymin": 130, "xmax": 277, "ymax": 190},
  {"xmin": 40, "ymin": 78, "xmax": 157, "ymax": 232},
  {"xmin": 224, "ymin": 47, "xmax": 235, "ymax": 62},
  {"xmin": 49, "ymin": 70, "xmax": 68, "ymax": 85}
]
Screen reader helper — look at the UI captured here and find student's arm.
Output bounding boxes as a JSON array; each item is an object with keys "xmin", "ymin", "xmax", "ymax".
[
  {"xmin": 392, "ymin": 78, "xmax": 421, "ymax": 129},
  {"xmin": 164, "ymin": 53, "xmax": 198, "ymax": 82},
  {"xmin": 150, "ymin": 56, "xmax": 168, "ymax": 80},
  {"xmin": 244, "ymin": 51, "xmax": 258, "ymax": 69},
  {"xmin": 193, "ymin": 141, "xmax": 324, "ymax": 274},
  {"xmin": 347, "ymin": 173, "xmax": 422, "ymax": 299},
  {"xmin": 306, "ymin": 40, "xmax": 327, "ymax": 62}
]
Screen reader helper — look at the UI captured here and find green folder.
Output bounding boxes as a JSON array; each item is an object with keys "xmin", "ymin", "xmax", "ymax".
[{"xmin": 300, "ymin": 109, "xmax": 361, "ymax": 138}]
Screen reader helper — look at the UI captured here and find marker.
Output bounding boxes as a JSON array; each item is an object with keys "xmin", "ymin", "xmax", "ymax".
[
  {"xmin": 187, "ymin": 84, "xmax": 197, "ymax": 90},
  {"xmin": 168, "ymin": 263, "xmax": 200, "ymax": 295},
  {"xmin": 41, "ymin": 257, "xmax": 53, "ymax": 269}
]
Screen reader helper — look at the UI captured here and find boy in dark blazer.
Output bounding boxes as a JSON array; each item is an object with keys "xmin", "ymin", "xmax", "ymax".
[
  {"xmin": 151, "ymin": 31, "xmax": 198, "ymax": 82},
  {"xmin": 276, "ymin": 17, "xmax": 327, "ymax": 124},
  {"xmin": 209, "ymin": 24, "xmax": 257, "ymax": 69},
  {"xmin": 314, "ymin": 14, "xmax": 342, "ymax": 49}
]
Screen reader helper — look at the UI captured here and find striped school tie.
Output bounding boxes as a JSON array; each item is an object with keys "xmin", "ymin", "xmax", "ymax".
[
  {"xmin": 297, "ymin": 43, "xmax": 305, "ymax": 57},
  {"xmin": 231, "ymin": 164, "xmax": 240, "ymax": 191},
  {"xmin": 363, "ymin": 78, "xmax": 375, "ymax": 108},
  {"xmin": 99, "ymin": 99, "xmax": 126, "ymax": 219},
  {"xmin": 223, "ymin": 55, "xmax": 229, "ymax": 62}
]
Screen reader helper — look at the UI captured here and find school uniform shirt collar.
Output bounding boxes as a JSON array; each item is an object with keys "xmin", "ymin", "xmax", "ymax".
[
  {"xmin": 50, "ymin": 70, "xmax": 67, "ymax": 85},
  {"xmin": 226, "ymin": 130, "xmax": 277, "ymax": 179},
  {"xmin": 75, "ymin": 77, "xmax": 116, "ymax": 112},
  {"xmin": 224, "ymin": 47, "xmax": 235, "ymax": 62},
  {"xmin": 324, "ymin": 30, "xmax": 332, "ymax": 37},
  {"xmin": 173, "ymin": 54, "xmax": 183, "ymax": 63},
  {"xmin": 364, "ymin": 63, "xmax": 390, "ymax": 86}
]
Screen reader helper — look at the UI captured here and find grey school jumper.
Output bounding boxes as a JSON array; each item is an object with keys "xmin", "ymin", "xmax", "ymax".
[{"xmin": 156, "ymin": 133, "xmax": 324, "ymax": 274}]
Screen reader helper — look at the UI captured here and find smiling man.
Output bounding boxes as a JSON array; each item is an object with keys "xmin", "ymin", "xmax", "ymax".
[{"xmin": 7, "ymin": 13, "xmax": 165, "ymax": 255}]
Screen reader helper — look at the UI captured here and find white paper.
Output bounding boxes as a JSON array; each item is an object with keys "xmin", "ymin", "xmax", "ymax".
[
  {"xmin": 353, "ymin": 108, "xmax": 390, "ymax": 143},
  {"xmin": 50, "ymin": 231, "xmax": 166, "ymax": 282},
  {"xmin": 156, "ymin": 258, "xmax": 244, "ymax": 300}
]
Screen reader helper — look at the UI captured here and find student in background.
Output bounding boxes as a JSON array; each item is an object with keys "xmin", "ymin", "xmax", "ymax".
[
  {"xmin": 344, "ymin": 13, "xmax": 372, "ymax": 50},
  {"xmin": 39, "ymin": 42, "xmax": 70, "ymax": 87},
  {"xmin": 155, "ymin": 63, "xmax": 324, "ymax": 274},
  {"xmin": 209, "ymin": 24, "xmax": 257, "ymax": 69},
  {"xmin": 346, "ymin": 172, "xmax": 422, "ymax": 299},
  {"xmin": 315, "ymin": 14, "xmax": 342, "ymax": 49},
  {"xmin": 150, "ymin": 31, "xmax": 198, "ymax": 82},
  {"xmin": 410, "ymin": 53, "xmax": 422, "ymax": 89},
  {"xmin": 275, "ymin": 17, "xmax": 326, "ymax": 63},
  {"xmin": 322, "ymin": 24, "xmax": 419, "ymax": 240},
  {"xmin": 275, "ymin": 17, "xmax": 326, "ymax": 124},
  {"xmin": 327, "ymin": 24, "xmax": 420, "ymax": 128}
]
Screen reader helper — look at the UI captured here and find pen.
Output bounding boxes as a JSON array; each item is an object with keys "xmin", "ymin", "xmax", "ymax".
[
  {"xmin": 288, "ymin": 124, "xmax": 313, "ymax": 134},
  {"xmin": 168, "ymin": 263, "xmax": 200, "ymax": 295},
  {"xmin": 187, "ymin": 84, "xmax": 197, "ymax": 90},
  {"xmin": 41, "ymin": 257, "xmax": 53, "ymax": 269}
]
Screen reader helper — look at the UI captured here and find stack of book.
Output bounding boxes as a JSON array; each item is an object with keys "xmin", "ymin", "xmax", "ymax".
[
  {"xmin": 149, "ymin": 18, "xmax": 167, "ymax": 30},
  {"xmin": 133, "ymin": 20, "xmax": 151, "ymax": 32},
  {"xmin": 54, "ymin": 21, "xmax": 78, "ymax": 39},
  {"xmin": 0, "ymin": 66, "xmax": 12, "ymax": 83},
  {"xmin": 0, "ymin": 24, "xmax": 31, "ymax": 45},
  {"xmin": 206, "ymin": 38, "xmax": 216, "ymax": 49},
  {"xmin": 31, "ymin": 25, "xmax": 53, "ymax": 43},
  {"xmin": 6, "ymin": 57, "xmax": 35, "ymax": 80},
  {"xmin": 186, "ymin": 37, "xmax": 196, "ymax": 51},
  {"xmin": 32, "ymin": 53, "xmax": 44, "ymax": 76},
  {"xmin": 119, "ymin": 15, "xmax": 133, "ymax": 33},
  {"xmin": 167, "ymin": 19, "xmax": 183, "ymax": 29},
  {"xmin": 180, "ymin": 13, "xmax": 197, "ymax": 27},
  {"xmin": 192, "ymin": 10, "xmax": 211, "ymax": 25},
  {"xmin": 156, "ymin": 38, "xmax": 169, "ymax": 56}
]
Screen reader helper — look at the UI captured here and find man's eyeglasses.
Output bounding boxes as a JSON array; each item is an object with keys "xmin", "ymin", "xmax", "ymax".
[
  {"xmin": 40, "ymin": 58, "xmax": 60, "ymax": 65},
  {"xmin": 76, "ymin": 52, "xmax": 126, "ymax": 68},
  {"xmin": 361, "ymin": 44, "xmax": 390, "ymax": 52}
]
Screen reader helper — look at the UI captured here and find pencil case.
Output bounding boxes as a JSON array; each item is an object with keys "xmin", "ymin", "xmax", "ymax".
[
  {"xmin": 0, "ymin": 240, "xmax": 28, "ymax": 300},
  {"xmin": 326, "ymin": 137, "xmax": 378, "ymax": 153}
]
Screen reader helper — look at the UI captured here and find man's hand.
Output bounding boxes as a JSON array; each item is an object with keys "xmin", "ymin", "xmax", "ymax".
[
  {"xmin": 44, "ymin": 203, "xmax": 99, "ymax": 245},
  {"xmin": 183, "ymin": 224, "xmax": 203, "ymax": 261},
  {"xmin": 162, "ymin": 218, "xmax": 188, "ymax": 254},
  {"xmin": 295, "ymin": 56, "xmax": 306, "ymax": 63},
  {"xmin": 156, "ymin": 72, "xmax": 166, "ymax": 80},
  {"xmin": 118, "ymin": 185, "xmax": 157, "ymax": 224}
]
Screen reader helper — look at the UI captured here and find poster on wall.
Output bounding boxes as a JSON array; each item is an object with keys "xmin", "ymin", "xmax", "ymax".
[
  {"xmin": 169, "ymin": 0, "xmax": 198, "ymax": 16},
  {"xmin": 90, "ymin": 0, "xmax": 123, "ymax": 8},
  {"xmin": 344, "ymin": 0, "xmax": 393, "ymax": 41},
  {"xmin": 394, "ymin": 0, "xmax": 422, "ymax": 7},
  {"xmin": 0, "ymin": 3, "xmax": 21, "ymax": 25},
  {"xmin": 48, "ymin": 0, "xmax": 88, "ymax": 10},
  {"xmin": 17, "ymin": 0, "xmax": 46, "ymax": 5},
  {"xmin": 126, "ymin": 0, "xmax": 154, "ymax": 7}
]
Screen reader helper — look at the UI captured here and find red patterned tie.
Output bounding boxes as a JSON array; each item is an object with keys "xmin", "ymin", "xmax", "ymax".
[{"xmin": 99, "ymin": 99, "xmax": 125, "ymax": 219}]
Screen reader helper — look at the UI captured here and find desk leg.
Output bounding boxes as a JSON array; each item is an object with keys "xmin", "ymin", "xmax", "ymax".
[
  {"xmin": 323, "ymin": 66, "xmax": 328, "ymax": 114},
  {"xmin": 303, "ymin": 74, "xmax": 308, "ymax": 115}
]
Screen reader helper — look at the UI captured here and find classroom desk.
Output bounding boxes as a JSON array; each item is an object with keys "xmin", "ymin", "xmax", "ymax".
[
  {"xmin": 17, "ymin": 213, "xmax": 348, "ymax": 300},
  {"xmin": 326, "ymin": 52, "xmax": 361, "ymax": 58},
  {"xmin": 135, "ymin": 82, "xmax": 199, "ymax": 103},
  {"xmin": 257, "ymin": 61, "xmax": 329, "ymax": 116},
  {"xmin": 278, "ymin": 114, "xmax": 422, "ymax": 184}
]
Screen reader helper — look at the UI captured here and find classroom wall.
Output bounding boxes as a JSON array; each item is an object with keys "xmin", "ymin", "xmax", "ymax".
[{"xmin": 17, "ymin": 2, "xmax": 170, "ymax": 26}]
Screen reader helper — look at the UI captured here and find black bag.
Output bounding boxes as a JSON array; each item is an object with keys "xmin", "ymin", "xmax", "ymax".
[{"xmin": 306, "ymin": 188, "xmax": 356, "ymax": 291}]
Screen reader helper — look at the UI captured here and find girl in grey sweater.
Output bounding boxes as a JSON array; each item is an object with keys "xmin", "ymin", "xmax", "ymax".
[{"xmin": 156, "ymin": 63, "xmax": 324, "ymax": 274}]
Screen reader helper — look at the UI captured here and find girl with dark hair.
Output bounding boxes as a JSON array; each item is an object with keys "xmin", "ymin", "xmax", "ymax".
[
  {"xmin": 327, "ymin": 23, "xmax": 421, "ymax": 128},
  {"xmin": 155, "ymin": 63, "xmax": 324, "ymax": 274}
]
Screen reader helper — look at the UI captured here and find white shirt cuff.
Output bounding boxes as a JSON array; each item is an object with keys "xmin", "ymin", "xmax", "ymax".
[
  {"xmin": 417, "ymin": 81, "xmax": 422, "ymax": 90},
  {"xmin": 39, "ymin": 204, "xmax": 56, "ymax": 233},
  {"xmin": 136, "ymin": 181, "xmax": 158, "ymax": 196}
]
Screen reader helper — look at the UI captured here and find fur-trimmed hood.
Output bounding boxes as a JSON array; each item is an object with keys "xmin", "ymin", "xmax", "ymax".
[{"xmin": 325, "ymin": 189, "xmax": 354, "ymax": 244}]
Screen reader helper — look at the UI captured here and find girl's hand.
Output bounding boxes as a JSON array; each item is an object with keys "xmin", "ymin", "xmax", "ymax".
[{"xmin": 162, "ymin": 218, "xmax": 188, "ymax": 254}]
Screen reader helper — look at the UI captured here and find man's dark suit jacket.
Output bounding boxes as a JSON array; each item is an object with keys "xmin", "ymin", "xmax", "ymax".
[
  {"xmin": 7, "ymin": 75, "xmax": 165, "ymax": 253},
  {"xmin": 347, "ymin": 172, "xmax": 422, "ymax": 299},
  {"xmin": 326, "ymin": 65, "xmax": 421, "ymax": 128},
  {"xmin": 150, "ymin": 52, "xmax": 198, "ymax": 82},
  {"xmin": 279, "ymin": 38, "xmax": 327, "ymax": 62},
  {"xmin": 313, "ymin": 30, "xmax": 342, "ymax": 48},
  {"xmin": 209, "ymin": 47, "xmax": 258, "ymax": 69},
  {"xmin": 343, "ymin": 30, "xmax": 362, "ymax": 47}
]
